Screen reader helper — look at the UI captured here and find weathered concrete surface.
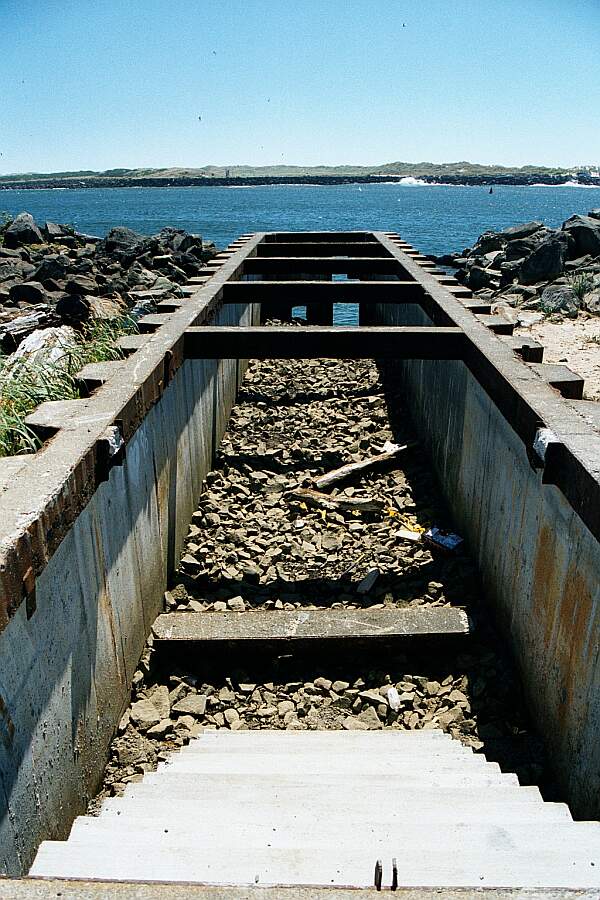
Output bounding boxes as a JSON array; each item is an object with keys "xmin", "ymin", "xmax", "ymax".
[
  {"xmin": 375, "ymin": 234, "xmax": 600, "ymax": 820},
  {"xmin": 152, "ymin": 608, "xmax": 470, "ymax": 642},
  {"xmin": 0, "ymin": 254, "xmax": 260, "ymax": 874},
  {"xmin": 4, "ymin": 881, "xmax": 597, "ymax": 900}
]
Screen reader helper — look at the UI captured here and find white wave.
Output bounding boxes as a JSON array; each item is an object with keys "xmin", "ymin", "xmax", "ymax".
[
  {"xmin": 530, "ymin": 180, "xmax": 600, "ymax": 189},
  {"xmin": 397, "ymin": 176, "xmax": 434, "ymax": 186}
]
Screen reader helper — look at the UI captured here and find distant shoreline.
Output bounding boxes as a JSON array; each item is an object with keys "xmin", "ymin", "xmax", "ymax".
[{"xmin": 2, "ymin": 173, "xmax": 600, "ymax": 191}]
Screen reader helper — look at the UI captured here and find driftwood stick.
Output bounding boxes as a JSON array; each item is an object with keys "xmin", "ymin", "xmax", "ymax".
[
  {"xmin": 313, "ymin": 441, "xmax": 417, "ymax": 491},
  {"xmin": 287, "ymin": 487, "xmax": 384, "ymax": 514}
]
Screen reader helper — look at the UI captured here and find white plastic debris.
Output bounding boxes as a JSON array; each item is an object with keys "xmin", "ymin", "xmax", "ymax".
[
  {"xmin": 102, "ymin": 425, "xmax": 124, "ymax": 458},
  {"xmin": 533, "ymin": 427, "xmax": 559, "ymax": 463},
  {"xmin": 387, "ymin": 686, "xmax": 402, "ymax": 712}
]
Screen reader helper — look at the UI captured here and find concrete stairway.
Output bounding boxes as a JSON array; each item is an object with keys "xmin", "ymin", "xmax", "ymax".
[{"xmin": 30, "ymin": 730, "xmax": 600, "ymax": 889}]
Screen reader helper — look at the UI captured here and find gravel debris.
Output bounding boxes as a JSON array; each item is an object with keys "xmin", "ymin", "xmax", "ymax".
[{"xmin": 90, "ymin": 352, "xmax": 548, "ymax": 811}]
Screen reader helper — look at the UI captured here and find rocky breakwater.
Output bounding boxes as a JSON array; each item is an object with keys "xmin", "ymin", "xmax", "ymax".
[
  {"xmin": 0, "ymin": 212, "xmax": 217, "ymax": 454},
  {"xmin": 91, "ymin": 352, "xmax": 547, "ymax": 809},
  {"xmin": 437, "ymin": 210, "xmax": 600, "ymax": 399},
  {"xmin": 437, "ymin": 210, "xmax": 600, "ymax": 317},
  {"xmin": 0, "ymin": 212, "xmax": 215, "ymax": 352}
]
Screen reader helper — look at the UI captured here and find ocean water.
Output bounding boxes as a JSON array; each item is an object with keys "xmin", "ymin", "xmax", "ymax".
[
  {"xmin": 2, "ymin": 182, "xmax": 600, "ymax": 325},
  {"xmin": 2, "ymin": 182, "xmax": 600, "ymax": 255}
]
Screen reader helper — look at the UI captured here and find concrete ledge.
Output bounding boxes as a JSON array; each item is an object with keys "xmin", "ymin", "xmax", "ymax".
[
  {"xmin": 462, "ymin": 301, "xmax": 492, "ymax": 314},
  {"xmin": 529, "ymin": 363, "xmax": 585, "ymax": 399},
  {"xmin": 501, "ymin": 337, "xmax": 544, "ymax": 363},
  {"xmin": 3, "ymin": 881, "xmax": 594, "ymax": 899},
  {"xmin": 474, "ymin": 315, "xmax": 514, "ymax": 335},
  {"xmin": 152, "ymin": 608, "xmax": 470, "ymax": 643}
]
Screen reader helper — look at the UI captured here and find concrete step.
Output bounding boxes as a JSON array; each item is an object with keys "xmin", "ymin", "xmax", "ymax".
[
  {"xmin": 177, "ymin": 737, "xmax": 479, "ymax": 754},
  {"xmin": 30, "ymin": 843, "xmax": 600, "ymax": 887},
  {"xmin": 154, "ymin": 758, "xmax": 517, "ymax": 783},
  {"xmin": 95, "ymin": 794, "xmax": 572, "ymax": 824},
  {"xmin": 69, "ymin": 816, "xmax": 600, "ymax": 853},
  {"xmin": 160, "ymin": 736, "xmax": 491, "ymax": 761},
  {"xmin": 30, "ymin": 730, "xmax": 599, "ymax": 889},
  {"xmin": 141, "ymin": 773, "xmax": 526, "ymax": 795},
  {"xmin": 182, "ymin": 730, "xmax": 465, "ymax": 743},
  {"xmin": 180, "ymin": 731, "xmax": 478, "ymax": 752}
]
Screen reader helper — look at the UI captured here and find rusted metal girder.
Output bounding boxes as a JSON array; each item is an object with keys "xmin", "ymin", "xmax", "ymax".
[
  {"xmin": 221, "ymin": 281, "xmax": 426, "ymax": 303},
  {"xmin": 256, "ymin": 242, "xmax": 392, "ymax": 257},
  {"xmin": 243, "ymin": 257, "xmax": 407, "ymax": 277},
  {"xmin": 183, "ymin": 326, "xmax": 466, "ymax": 360},
  {"xmin": 263, "ymin": 231, "xmax": 377, "ymax": 242}
]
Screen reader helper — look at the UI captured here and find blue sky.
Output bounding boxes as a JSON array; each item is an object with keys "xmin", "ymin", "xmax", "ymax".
[{"xmin": 0, "ymin": 0, "xmax": 598, "ymax": 173}]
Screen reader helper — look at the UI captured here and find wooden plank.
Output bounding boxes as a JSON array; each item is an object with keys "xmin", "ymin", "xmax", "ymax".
[
  {"xmin": 152, "ymin": 608, "xmax": 470, "ymax": 643},
  {"xmin": 221, "ymin": 280, "xmax": 425, "ymax": 303},
  {"xmin": 183, "ymin": 326, "xmax": 465, "ymax": 360}
]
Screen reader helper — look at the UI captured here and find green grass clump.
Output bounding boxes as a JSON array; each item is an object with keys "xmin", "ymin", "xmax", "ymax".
[
  {"xmin": 568, "ymin": 272, "xmax": 594, "ymax": 301},
  {"xmin": 0, "ymin": 316, "xmax": 137, "ymax": 457}
]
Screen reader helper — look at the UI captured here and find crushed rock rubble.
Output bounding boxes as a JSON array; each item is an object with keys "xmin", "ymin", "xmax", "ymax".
[
  {"xmin": 91, "ymin": 352, "xmax": 545, "ymax": 810},
  {"xmin": 174, "ymin": 356, "xmax": 478, "ymax": 610}
]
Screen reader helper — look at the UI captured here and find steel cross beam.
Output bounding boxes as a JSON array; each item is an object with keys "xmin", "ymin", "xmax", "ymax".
[
  {"xmin": 221, "ymin": 280, "xmax": 426, "ymax": 303},
  {"xmin": 242, "ymin": 256, "xmax": 407, "ymax": 277},
  {"xmin": 256, "ymin": 242, "xmax": 392, "ymax": 257},
  {"xmin": 183, "ymin": 326, "xmax": 465, "ymax": 360}
]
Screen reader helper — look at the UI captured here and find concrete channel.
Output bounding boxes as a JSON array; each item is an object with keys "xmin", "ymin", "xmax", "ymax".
[{"xmin": 0, "ymin": 231, "xmax": 599, "ymax": 894}]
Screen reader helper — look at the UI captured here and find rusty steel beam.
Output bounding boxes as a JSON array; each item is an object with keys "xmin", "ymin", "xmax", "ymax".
[
  {"xmin": 183, "ymin": 325, "xmax": 465, "ymax": 360},
  {"xmin": 243, "ymin": 257, "xmax": 407, "ymax": 277},
  {"xmin": 221, "ymin": 280, "xmax": 425, "ymax": 303},
  {"xmin": 256, "ymin": 242, "xmax": 392, "ymax": 258},
  {"xmin": 263, "ymin": 231, "xmax": 377, "ymax": 242}
]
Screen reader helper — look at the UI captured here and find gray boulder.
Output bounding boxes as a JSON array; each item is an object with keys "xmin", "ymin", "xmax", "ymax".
[
  {"xmin": 44, "ymin": 221, "xmax": 70, "ymax": 240},
  {"xmin": 65, "ymin": 275, "xmax": 98, "ymax": 295},
  {"xmin": 501, "ymin": 221, "xmax": 544, "ymax": 241},
  {"xmin": 583, "ymin": 291, "xmax": 600, "ymax": 314},
  {"xmin": 504, "ymin": 237, "xmax": 542, "ymax": 262},
  {"xmin": 101, "ymin": 226, "xmax": 144, "ymax": 253},
  {"xmin": 499, "ymin": 261, "xmax": 525, "ymax": 286},
  {"xmin": 519, "ymin": 234, "xmax": 569, "ymax": 284},
  {"xmin": 588, "ymin": 209, "xmax": 600, "ymax": 221},
  {"xmin": 32, "ymin": 256, "xmax": 69, "ymax": 283},
  {"xmin": 471, "ymin": 231, "xmax": 505, "ymax": 255},
  {"xmin": 466, "ymin": 264, "xmax": 500, "ymax": 290},
  {"xmin": 8, "ymin": 281, "xmax": 48, "ymax": 305},
  {"xmin": 56, "ymin": 293, "xmax": 91, "ymax": 323},
  {"xmin": 3, "ymin": 213, "xmax": 44, "ymax": 249},
  {"xmin": 539, "ymin": 284, "xmax": 580, "ymax": 317},
  {"xmin": 562, "ymin": 215, "xmax": 600, "ymax": 258}
]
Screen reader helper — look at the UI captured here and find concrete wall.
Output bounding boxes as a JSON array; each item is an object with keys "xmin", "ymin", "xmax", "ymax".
[
  {"xmin": 0, "ymin": 300, "xmax": 258, "ymax": 875},
  {"xmin": 376, "ymin": 300, "xmax": 600, "ymax": 819}
]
